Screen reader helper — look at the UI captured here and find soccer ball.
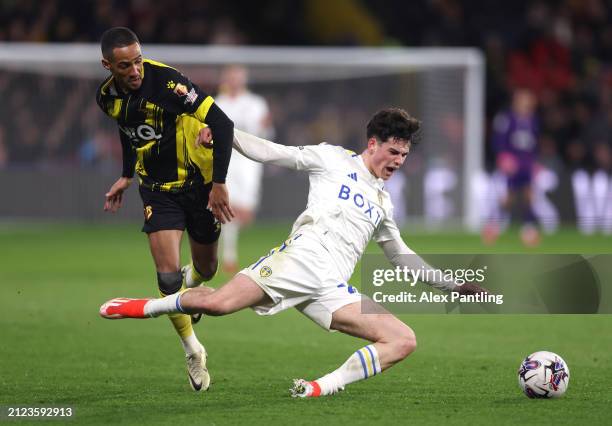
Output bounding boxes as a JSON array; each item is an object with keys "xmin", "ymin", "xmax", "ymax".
[{"xmin": 518, "ymin": 351, "xmax": 570, "ymax": 398}]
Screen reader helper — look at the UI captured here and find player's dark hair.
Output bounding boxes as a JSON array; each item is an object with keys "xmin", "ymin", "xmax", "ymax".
[
  {"xmin": 367, "ymin": 108, "xmax": 421, "ymax": 144},
  {"xmin": 100, "ymin": 27, "xmax": 140, "ymax": 60}
]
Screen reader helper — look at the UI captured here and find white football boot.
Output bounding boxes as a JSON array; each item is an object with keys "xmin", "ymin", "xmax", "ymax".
[{"xmin": 185, "ymin": 344, "xmax": 210, "ymax": 392}]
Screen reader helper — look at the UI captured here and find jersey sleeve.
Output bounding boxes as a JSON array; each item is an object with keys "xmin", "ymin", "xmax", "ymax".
[
  {"xmin": 161, "ymin": 66, "xmax": 234, "ymax": 183},
  {"xmin": 373, "ymin": 210, "xmax": 402, "ymax": 243},
  {"xmin": 377, "ymin": 234, "xmax": 457, "ymax": 292},
  {"xmin": 119, "ymin": 129, "xmax": 136, "ymax": 178},
  {"xmin": 233, "ymin": 129, "xmax": 328, "ymax": 172},
  {"xmin": 159, "ymin": 66, "xmax": 212, "ymax": 118}
]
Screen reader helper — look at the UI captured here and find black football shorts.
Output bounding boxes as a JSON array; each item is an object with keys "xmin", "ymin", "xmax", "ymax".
[{"xmin": 138, "ymin": 183, "xmax": 221, "ymax": 244}]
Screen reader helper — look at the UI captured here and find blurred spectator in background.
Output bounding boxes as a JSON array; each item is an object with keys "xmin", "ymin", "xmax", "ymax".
[
  {"xmin": 79, "ymin": 129, "xmax": 121, "ymax": 171},
  {"xmin": 2, "ymin": 0, "xmax": 612, "ymax": 233},
  {"xmin": 215, "ymin": 65, "xmax": 273, "ymax": 273},
  {"xmin": 483, "ymin": 88, "xmax": 541, "ymax": 246},
  {"xmin": 0, "ymin": 126, "xmax": 7, "ymax": 168}
]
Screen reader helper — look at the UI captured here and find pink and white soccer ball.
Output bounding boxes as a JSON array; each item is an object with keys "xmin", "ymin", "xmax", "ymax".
[{"xmin": 518, "ymin": 351, "xmax": 570, "ymax": 398}]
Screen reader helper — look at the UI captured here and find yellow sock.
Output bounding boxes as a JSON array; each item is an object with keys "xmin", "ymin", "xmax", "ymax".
[
  {"xmin": 191, "ymin": 261, "xmax": 206, "ymax": 283},
  {"xmin": 160, "ymin": 288, "xmax": 200, "ymax": 354},
  {"xmin": 186, "ymin": 260, "xmax": 217, "ymax": 286},
  {"xmin": 168, "ymin": 312, "xmax": 194, "ymax": 340}
]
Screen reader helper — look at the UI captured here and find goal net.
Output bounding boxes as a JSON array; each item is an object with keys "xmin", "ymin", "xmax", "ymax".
[{"xmin": 0, "ymin": 43, "xmax": 484, "ymax": 228}]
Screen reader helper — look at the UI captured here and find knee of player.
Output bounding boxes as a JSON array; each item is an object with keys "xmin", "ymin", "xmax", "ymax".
[
  {"xmin": 194, "ymin": 258, "xmax": 218, "ymax": 282},
  {"xmin": 157, "ymin": 271, "xmax": 183, "ymax": 295},
  {"xmin": 395, "ymin": 327, "xmax": 417, "ymax": 359}
]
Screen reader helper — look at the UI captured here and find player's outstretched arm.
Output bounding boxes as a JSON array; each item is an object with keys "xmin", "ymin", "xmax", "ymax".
[
  {"xmin": 379, "ymin": 238, "xmax": 489, "ymax": 294},
  {"xmin": 232, "ymin": 129, "xmax": 325, "ymax": 171},
  {"xmin": 378, "ymin": 238, "xmax": 459, "ymax": 292},
  {"xmin": 103, "ymin": 131, "xmax": 135, "ymax": 213},
  {"xmin": 195, "ymin": 104, "xmax": 235, "ymax": 224},
  {"xmin": 375, "ymin": 215, "xmax": 489, "ymax": 294}
]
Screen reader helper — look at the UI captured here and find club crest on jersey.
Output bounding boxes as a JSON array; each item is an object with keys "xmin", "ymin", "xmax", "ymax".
[
  {"xmin": 172, "ymin": 83, "xmax": 189, "ymax": 97},
  {"xmin": 260, "ymin": 266, "xmax": 272, "ymax": 278},
  {"xmin": 144, "ymin": 205, "xmax": 153, "ymax": 221},
  {"xmin": 337, "ymin": 184, "xmax": 383, "ymax": 226}
]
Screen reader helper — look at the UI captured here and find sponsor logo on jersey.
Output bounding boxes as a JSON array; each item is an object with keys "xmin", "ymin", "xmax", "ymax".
[
  {"xmin": 347, "ymin": 172, "xmax": 358, "ymax": 182},
  {"xmin": 260, "ymin": 266, "xmax": 272, "ymax": 278},
  {"xmin": 119, "ymin": 124, "xmax": 162, "ymax": 142},
  {"xmin": 337, "ymin": 184, "xmax": 383, "ymax": 225}
]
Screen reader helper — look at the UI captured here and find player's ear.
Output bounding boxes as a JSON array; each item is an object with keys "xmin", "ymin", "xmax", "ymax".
[
  {"xmin": 367, "ymin": 137, "xmax": 379, "ymax": 154},
  {"xmin": 101, "ymin": 58, "xmax": 111, "ymax": 71}
]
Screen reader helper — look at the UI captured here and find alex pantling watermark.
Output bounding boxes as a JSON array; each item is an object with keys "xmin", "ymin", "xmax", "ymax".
[
  {"xmin": 369, "ymin": 264, "xmax": 504, "ymax": 306},
  {"xmin": 371, "ymin": 289, "xmax": 504, "ymax": 305},
  {"xmin": 360, "ymin": 254, "xmax": 612, "ymax": 314}
]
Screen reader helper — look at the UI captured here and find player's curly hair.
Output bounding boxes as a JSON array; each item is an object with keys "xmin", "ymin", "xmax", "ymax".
[
  {"xmin": 366, "ymin": 108, "xmax": 421, "ymax": 144},
  {"xmin": 100, "ymin": 27, "xmax": 140, "ymax": 60}
]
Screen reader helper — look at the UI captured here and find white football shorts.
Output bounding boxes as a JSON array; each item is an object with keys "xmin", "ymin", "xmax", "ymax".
[{"xmin": 239, "ymin": 231, "xmax": 362, "ymax": 330}]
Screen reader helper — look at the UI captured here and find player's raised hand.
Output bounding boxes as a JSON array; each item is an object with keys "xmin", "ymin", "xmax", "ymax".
[
  {"xmin": 208, "ymin": 182, "xmax": 235, "ymax": 224},
  {"xmin": 104, "ymin": 177, "xmax": 132, "ymax": 212},
  {"xmin": 454, "ymin": 282, "xmax": 489, "ymax": 295},
  {"xmin": 195, "ymin": 126, "xmax": 213, "ymax": 148}
]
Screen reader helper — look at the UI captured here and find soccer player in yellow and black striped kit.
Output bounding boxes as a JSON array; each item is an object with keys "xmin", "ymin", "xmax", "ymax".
[{"xmin": 96, "ymin": 27, "xmax": 234, "ymax": 392}]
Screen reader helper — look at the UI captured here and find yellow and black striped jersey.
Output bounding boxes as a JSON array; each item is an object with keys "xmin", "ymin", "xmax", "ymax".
[{"xmin": 96, "ymin": 59, "xmax": 233, "ymax": 192}]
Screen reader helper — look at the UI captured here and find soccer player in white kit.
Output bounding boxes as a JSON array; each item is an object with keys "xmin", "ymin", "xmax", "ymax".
[
  {"xmin": 215, "ymin": 65, "xmax": 273, "ymax": 274},
  {"xmin": 101, "ymin": 108, "xmax": 487, "ymax": 397}
]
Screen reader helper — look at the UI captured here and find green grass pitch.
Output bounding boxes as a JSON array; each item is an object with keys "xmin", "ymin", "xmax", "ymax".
[{"xmin": 1, "ymin": 223, "xmax": 611, "ymax": 425}]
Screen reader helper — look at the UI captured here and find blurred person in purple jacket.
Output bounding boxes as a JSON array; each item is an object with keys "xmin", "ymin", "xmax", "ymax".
[{"xmin": 483, "ymin": 88, "xmax": 541, "ymax": 246}]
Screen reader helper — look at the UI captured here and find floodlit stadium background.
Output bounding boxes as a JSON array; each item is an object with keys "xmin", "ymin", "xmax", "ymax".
[
  {"xmin": 1, "ymin": 3, "xmax": 612, "ymax": 425},
  {"xmin": 1, "ymin": 0, "xmax": 611, "ymax": 233}
]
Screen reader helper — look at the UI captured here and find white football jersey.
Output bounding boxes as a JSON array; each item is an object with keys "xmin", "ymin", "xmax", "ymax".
[
  {"xmin": 216, "ymin": 91, "xmax": 270, "ymax": 135},
  {"xmin": 233, "ymin": 129, "xmax": 402, "ymax": 282},
  {"xmin": 216, "ymin": 92, "xmax": 270, "ymax": 208}
]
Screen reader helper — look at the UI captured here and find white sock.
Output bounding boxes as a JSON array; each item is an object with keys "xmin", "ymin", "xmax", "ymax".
[
  {"xmin": 222, "ymin": 221, "xmax": 239, "ymax": 265},
  {"xmin": 144, "ymin": 293, "xmax": 184, "ymax": 317},
  {"xmin": 180, "ymin": 332, "xmax": 202, "ymax": 356},
  {"xmin": 315, "ymin": 345, "xmax": 381, "ymax": 396}
]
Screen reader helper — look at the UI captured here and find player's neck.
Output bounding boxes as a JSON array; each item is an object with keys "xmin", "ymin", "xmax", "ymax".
[
  {"xmin": 360, "ymin": 152, "xmax": 378, "ymax": 179},
  {"xmin": 114, "ymin": 80, "xmax": 130, "ymax": 94}
]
